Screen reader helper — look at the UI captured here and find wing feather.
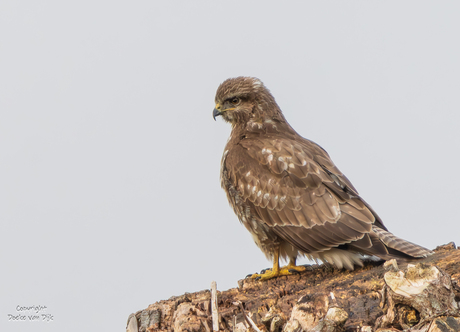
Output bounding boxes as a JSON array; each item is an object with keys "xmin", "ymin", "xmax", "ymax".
[
  {"xmin": 229, "ymin": 138, "xmax": 376, "ymax": 253},
  {"xmin": 225, "ymin": 136, "xmax": 431, "ymax": 260},
  {"xmin": 341, "ymin": 203, "xmax": 375, "ymax": 223}
]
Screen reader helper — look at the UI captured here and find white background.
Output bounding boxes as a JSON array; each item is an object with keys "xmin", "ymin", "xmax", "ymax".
[{"xmin": 1, "ymin": 1, "xmax": 459, "ymax": 331}]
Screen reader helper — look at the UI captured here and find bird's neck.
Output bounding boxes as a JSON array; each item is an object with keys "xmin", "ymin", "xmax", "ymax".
[{"xmin": 229, "ymin": 117, "xmax": 296, "ymax": 142}]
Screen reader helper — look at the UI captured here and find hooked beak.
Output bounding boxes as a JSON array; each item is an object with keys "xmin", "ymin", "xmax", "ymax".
[
  {"xmin": 212, "ymin": 108, "xmax": 222, "ymax": 121},
  {"xmin": 213, "ymin": 104, "xmax": 222, "ymax": 121}
]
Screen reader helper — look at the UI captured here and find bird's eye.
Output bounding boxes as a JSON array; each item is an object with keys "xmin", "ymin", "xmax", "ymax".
[{"xmin": 230, "ymin": 97, "xmax": 240, "ymax": 105}]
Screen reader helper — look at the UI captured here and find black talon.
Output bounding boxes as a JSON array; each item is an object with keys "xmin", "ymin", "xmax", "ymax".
[
  {"xmin": 255, "ymin": 276, "xmax": 261, "ymax": 281},
  {"xmin": 288, "ymin": 269, "xmax": 300, "ymax": 274},
  {"xmin": 301, "ymin": 264, "xmax": 314, "ymax": 271}
]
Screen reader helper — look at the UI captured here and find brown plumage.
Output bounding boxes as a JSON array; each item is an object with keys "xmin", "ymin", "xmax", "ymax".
[{"xmin": 213, "ymin": 77, "xmax": 432, "ymax": 280}]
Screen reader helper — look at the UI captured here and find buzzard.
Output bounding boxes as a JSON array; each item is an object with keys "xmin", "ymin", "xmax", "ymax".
[{"xmin": 213, "ymin": 76, "xmax": 432, "ymax": 280}]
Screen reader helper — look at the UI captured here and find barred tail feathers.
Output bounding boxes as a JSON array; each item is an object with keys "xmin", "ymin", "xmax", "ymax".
[{"xmin": 371, "ymin": 226, "xmax": 433, "ymax": 258}]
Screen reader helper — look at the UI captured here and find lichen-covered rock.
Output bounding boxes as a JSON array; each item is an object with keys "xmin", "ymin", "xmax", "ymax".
[
  {"xmin": 311, "ymin": 307, "xmax": 348, "ymax": 332},
  {"xmin": 126, "ymin": 243, "xmax": 460, "ymax": 332},
  {"xmin": 385, "ymin": 263, "xmax": 457, "ymax": 315},
  {"xmin": 283, "ymin": 294, "xmax": 328, "ymax": 331},
  {"xmin": 376, "ymin": 262, "xmax": 459, "ymax": 330},
  {"xmin": 282, "ymin": 296, "xmax": 348, "ymax": 332},
  {"xmin": 324, "ymin": 307, "xmax": 348, "ymax": 325}
]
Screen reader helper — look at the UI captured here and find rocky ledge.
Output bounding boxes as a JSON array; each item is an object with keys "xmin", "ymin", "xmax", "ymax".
[{"xmin": 127, "ymin": 242, "xmax": 460, "ymax": 332}]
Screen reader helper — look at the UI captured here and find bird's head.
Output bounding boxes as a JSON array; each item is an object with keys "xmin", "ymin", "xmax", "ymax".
[{"xmin": 213, "ymin": 77, "xmax": 285, "ymax": 126}]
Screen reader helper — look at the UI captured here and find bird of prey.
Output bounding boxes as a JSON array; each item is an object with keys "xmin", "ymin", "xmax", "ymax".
[{"xmin": 213, "ymin": 76, "xmax": 432, "ymax": 280}]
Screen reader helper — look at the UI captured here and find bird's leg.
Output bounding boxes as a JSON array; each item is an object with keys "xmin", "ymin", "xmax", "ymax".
[{"xmin": 251, "ymin": 254, "xmax": 307, "ymax": 281}]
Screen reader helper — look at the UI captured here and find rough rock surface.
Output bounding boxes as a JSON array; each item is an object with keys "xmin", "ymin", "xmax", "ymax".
[{"xmin": 127, "ymin": 243, "xmax": 460, "ymax": 332}]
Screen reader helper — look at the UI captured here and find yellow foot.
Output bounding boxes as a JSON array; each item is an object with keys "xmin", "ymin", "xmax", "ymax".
[
  {"xmin": 281, "ymin": 263, "xmax": 307, "ymax": 275},
  {"xmin": 250, "ymin": 264, "xmax": 307, "ymax": 281},
  {"xmin": 250, "ymin": 268, "xmax": 279, "ymax": 281}
]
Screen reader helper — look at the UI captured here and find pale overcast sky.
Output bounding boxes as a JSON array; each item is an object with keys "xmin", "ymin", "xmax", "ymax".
[{"xmin": 1, "ymin": 1, "xmax": 459, "ymax": 332}]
